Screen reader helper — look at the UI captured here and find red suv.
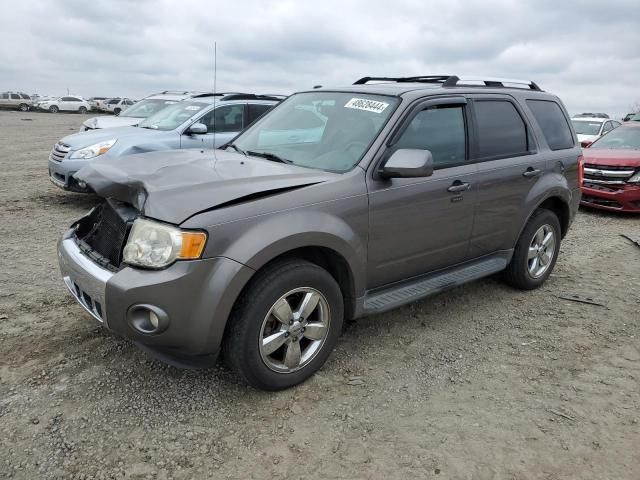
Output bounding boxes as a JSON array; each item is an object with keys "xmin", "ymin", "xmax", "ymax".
[{"xmin": 581, "ymin": 122, "xmax": 640, "ymax": 212}]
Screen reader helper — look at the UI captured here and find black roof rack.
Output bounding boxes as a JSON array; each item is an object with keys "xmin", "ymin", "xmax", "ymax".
[
  {"xmin": 219, "ymin": 93, "xmax": 287, "ymax": 102},
  {"xmin": 354, "ymin": 75, "xmax": 542, "ymax": 91}
]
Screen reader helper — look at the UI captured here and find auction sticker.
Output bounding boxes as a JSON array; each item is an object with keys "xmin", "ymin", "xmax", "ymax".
[
  {"xmin": 185, "ymin": 106, "xmax": 202, "ymax": 111},
  {"xmin": 344, "ymin": 98, "xmax": 389, "ymax": 114}
]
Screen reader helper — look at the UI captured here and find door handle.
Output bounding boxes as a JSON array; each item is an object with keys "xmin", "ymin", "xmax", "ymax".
[
  {"xmin": 447, "ymin": 181, "xmax": 471, "ymax": 193},
  {"xmin": 522, "ymin": 167, "xmax": 541, "ymax": 178}
]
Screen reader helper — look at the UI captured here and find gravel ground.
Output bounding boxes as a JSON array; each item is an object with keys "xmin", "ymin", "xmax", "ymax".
[{"xmin": 0, "ymin": 110, "xmax": 639, "ymax": 480}]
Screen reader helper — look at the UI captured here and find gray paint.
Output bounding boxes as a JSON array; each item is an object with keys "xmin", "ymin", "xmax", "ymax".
[{"xmin": 59, "ymin": 82, "xmax": 582, "ymax": 361}]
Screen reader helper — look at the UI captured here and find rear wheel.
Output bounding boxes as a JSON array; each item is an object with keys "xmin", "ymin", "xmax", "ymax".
[
  {"xmin": 78, "ymin": 106, "xmax": 87, "ymax": 114},
  {"xmin": 503, "ymin": 208, "xmax": 561, "ymax": 290},
  {"xmin": 224, "ymin": 260, "xmax": 344, "ymax": 390},
  {"xmin": 18, "ymin": 103, "xmax": 28, "ymax": 112},
  {"xmin": 114, "ymin": 108, "xmax": 121, "ymax": 116},
  {"xmin": 49, "ymin": 105, "xmax": 59, "ymax": 113}
]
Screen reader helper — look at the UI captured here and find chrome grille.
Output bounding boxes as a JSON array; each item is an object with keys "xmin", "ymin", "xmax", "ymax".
[
  {"xmin": 583, "ymin": 163, "xmax": 636, "ymax": 185},
  {"xmin": 49, "ymin": 142, "xmax": 71, "ymax": 162}
]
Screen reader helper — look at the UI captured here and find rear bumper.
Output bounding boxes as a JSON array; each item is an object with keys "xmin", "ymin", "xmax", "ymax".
[
  {"xmin": 57, "ymin": 229, "xmax": 255, "ymax": 359},
  {"xmin": 581, "ymin": 183, "xmax": 640, "ymax": 212}
]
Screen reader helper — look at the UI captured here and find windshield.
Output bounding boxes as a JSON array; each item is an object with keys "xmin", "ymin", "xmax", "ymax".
[
  {"xmin": 631, "ymin": 113, "xmax": 640, "ymax": 121},
  {"xmin": 138, "ymin": 101, "xmax": 207, "ymax": 130},
  {"xmin": 232, "ymin": 92, "xmax": 398, "ymax": 172},
  {"xmin": 121, "ymin": 99, "xmax": 178, "ymax": 119},
  {"xmin": 572, "ymin": 120, "xmax": 602, "ymax": 135},
  {"xmin": 590, "ymin": 127, "xmax": 640, "ymax": 150}
]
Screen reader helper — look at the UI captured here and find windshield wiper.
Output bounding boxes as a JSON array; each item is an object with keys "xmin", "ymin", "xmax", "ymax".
[
  {"xmin": 247, "ymin": 150, "xmax": 293, "ymax": 164},
  {"xmin": 224, "ymin": 143, "xmax": 248, "ymax": 157}
]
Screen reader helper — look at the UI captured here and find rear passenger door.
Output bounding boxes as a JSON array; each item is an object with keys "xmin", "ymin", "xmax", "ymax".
[{"xmin": 467, "ymin": 95, "xmax": 546, "ymax": 258}]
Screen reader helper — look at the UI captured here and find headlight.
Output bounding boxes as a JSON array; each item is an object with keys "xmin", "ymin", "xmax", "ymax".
[
  {"xmin": 629, "ymin": 171, "xmax": 640, "ymax": 183},
  {"xmin": 70, "ymin": 139, "xmax": 117, "ymax": 159},
  {"xmin": 122, "ymin": 218, "xmax": 207, "ymax": 268}
]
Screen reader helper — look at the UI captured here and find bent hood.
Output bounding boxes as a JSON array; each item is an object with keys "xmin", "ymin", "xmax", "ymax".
[
  {"xmin": 83, "ymin": 115, "xmax": 142, "ymax": 130},
  {"xmin": 74, "ymin": 149, "xmax": 334, "ymax": 224},
  {"xmin": 583, "ymin": 148, "xmax": 640, "ymax": 167}
]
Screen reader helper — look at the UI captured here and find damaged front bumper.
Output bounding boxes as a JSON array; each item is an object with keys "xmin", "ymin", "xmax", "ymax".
[{"xmin": 57, "ymin": 228, "xmax": 255, "ymax": 364}]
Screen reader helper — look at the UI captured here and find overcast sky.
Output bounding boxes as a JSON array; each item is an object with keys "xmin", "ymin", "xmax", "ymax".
[{"xmin": 1, "ymin": 0, "xmax": 639, "ymax": 117}]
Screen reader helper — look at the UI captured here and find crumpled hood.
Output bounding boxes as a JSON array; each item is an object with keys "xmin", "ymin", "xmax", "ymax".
[
  {"xmin": 83, "ymin": 115, "xmax": 142, "ymax": 130},
  {"xmin": 61, "ymin": 126, "xmax": 161, "ymax": 149},
  {"xmin": 583, "ymin": 148, "xmax": 640, "ymax": 167},
  {"xmin": 74, "ymin": 149, "xmax": 334, "ymax": 224}
]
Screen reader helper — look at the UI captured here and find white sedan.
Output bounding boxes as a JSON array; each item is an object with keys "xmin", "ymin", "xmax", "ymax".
[{"xmin": 36, "ymin": 96, "xmax": 91, "ymax": 114}]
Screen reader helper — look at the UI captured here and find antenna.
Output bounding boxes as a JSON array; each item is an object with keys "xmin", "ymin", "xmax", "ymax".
[{"xmin": 212, "ymin": 42, "xmax": 217, "ymax": 152}]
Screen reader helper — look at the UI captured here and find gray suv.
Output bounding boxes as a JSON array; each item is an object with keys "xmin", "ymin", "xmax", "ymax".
[
  {"xmin": 49, "ymin": 93, "xmax": 282, "ymax": 192},
  {"xmin": 58, "ymin": 76, "xmax": 582, "ymax": 390}
]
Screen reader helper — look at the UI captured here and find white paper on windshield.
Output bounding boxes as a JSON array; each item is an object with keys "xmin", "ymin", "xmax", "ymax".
[
  {"xmin": 164, "ymin": 101, "xmax": 177, "ymax": 104},
  {"xmin": 344, "ymin": 98, "xmax": 389, "ymax": 114},
  {"xmin": 185, "ymin": 106, "xmax": 201, "ymax": 111}
]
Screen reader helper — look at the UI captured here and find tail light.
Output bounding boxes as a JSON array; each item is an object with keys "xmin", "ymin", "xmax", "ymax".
[{"xmin": 577, "ymin": 153, "xmax": 584, "ymax": 187}]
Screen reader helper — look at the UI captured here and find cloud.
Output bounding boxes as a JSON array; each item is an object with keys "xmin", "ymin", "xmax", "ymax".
[{"xmin": 1, "ymin": 0, "xmax": 639, "ymax": 116}]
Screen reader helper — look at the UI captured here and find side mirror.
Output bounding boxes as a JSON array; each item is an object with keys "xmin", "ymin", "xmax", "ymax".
[
  {"xmin": 187, "ymin": 122, "xmax": 207, "ymax": 135},
  {"xmin": 580, "ymin": 139, "xmax": 593, "ymax": 148},
  {"xmin": 381, "ymin": 149, "xmax": 434, "ymax": 178}
]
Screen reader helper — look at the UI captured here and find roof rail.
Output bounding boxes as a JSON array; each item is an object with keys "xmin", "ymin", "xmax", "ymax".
[
  {"xmin": 354, "ymin": 76, "xmax": 451, "ymax": 85},
  {"xmin": 354, "ymin": 75, "xmax": 542, "ymax": 91},
  {"xmin": 220, "ymin": 93, "xmax": 287, "ymax": 102},
  {"xmin": 442, "ymin": 76, "xmax": 542, "ymax": 91},
  {"xmin": 157, "ymin": 90, "xmax": 210, "ymax": 95}
]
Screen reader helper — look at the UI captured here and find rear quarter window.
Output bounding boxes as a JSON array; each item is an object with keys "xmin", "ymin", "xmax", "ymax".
[{"xmin": 526, "ymin": 100, "xmax": 574, "ymax": 150}]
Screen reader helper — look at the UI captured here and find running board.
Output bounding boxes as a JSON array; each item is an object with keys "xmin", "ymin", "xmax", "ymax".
[{"xmin": 361, "ymin": 251, "xmax": 512, "ymax": 315}]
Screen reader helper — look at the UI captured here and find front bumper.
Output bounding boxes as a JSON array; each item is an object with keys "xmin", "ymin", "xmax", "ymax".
[
  {"xmin": 57, "ymin": 229, "xmax": 255, "ymax": 359},
  {"xmin": 48, "ymin": 157, "xmax": 93, "ymax": 193},
  {"xmin": 581, "ymin": 183, "xmax": 640, "ymax": 212}
]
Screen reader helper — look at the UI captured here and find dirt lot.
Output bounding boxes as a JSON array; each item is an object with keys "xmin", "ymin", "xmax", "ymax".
[{"xmin": 0, "ymin": 110, "xmax": 638, "ymax": 480}]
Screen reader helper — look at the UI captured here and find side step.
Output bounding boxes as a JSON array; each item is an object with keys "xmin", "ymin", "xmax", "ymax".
[{"xmin": 362, "ymin": 251, "xmax": 512, "ymax": 315}]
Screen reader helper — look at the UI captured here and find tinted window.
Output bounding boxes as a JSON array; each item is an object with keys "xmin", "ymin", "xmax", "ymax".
[
  {"xmin": 10, "ymin": 94, "xmax": 20, "ymax": 100},
  {"xmin": 395, "ymin": 105, "xmax": 466, "ymax": 168},
  {"xmin": 61, "ymin": 97, "xmax": 73, "ymax": 101},
  {"xmin": 247, "ymin": 104, "xmax": 273, "ymax": 125},
  {"xmin": 198, "ymin": 105, "xmax": 244, "ymax": 133},
  {"xmin": 1, "ymin": 93, "xmax": 9, "ymax": 99},
  {"xmin": 20, "ymin": 94, "xmax": 30, "ymax": 99},
  {"xmin": 108, "ymin": 99, "xmax": 120, "ymax": 104},
  {"xmin": 526, "ymin": 100, "xmax": 574, "ymax": 150},
  {"xmin": 474, "ymin": 100, "xmax": 528, "ymax": 158}
]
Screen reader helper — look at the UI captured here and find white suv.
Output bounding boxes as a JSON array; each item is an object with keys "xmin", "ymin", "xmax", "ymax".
[
  {"xmin": 36, "ymin": 96, "xmax": 91, "ymax": 114},
  {"xmin": 102, "ymin": 98, "xmax": 135, "ymax": 115}
]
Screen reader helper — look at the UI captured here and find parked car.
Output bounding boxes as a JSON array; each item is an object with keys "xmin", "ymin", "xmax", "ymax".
[
  {"xmin": 0, "ymin": 92, "xmax": 33, "ymax": 111},
  {"xmin": 36, "ymin": 96, "xmax": 91, "ymax": 114},
  {"xmin": 49, "ymin": 93, "xmax": 282, "ymax": 192},
  {"xmin": 57, "ymin": 75, "xmax": 582, "ymax": 390},
  {"xmin": 80, "ymin": 91, "xmax": 211, "ymax": 132},
  {"xmin": 574, "ymin": 112, "xmax": 609, "ymax": 119},
  {"xmin": 87, "ymin": 97, "xmax": 108, "ymax": 111},
  {"xmin": 580, "ymin": 122, "xmax": 640, "ymax": 212},
  {"xmin": 102, "ymin": 97, "xmax": 136, "ymax": 115},
  {"xmin": 623, "ymin": 113, "xmax": 637, "ymax": 122},
  {"xmin": 571, "ymin": 116, "xmax": 621, "ymax": 146}
]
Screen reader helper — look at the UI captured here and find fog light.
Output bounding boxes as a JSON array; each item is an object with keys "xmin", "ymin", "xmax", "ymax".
[
  {"xmin": 149, "ymin": 310, "xmax": 159, "ymax": 329},
  {"xmin": 77, "ymin": 180, "xmax": 87, "ymax": 189},
  {"xmin": 127, "ymin": 304, "xmax": 169, "ymax": 335}
]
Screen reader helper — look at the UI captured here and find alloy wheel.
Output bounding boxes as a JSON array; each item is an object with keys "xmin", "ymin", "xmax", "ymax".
[
  {"xmin": 527, "ymin": 224, "xmax": 556, "ymax": 278},
  {"xmin": 259, "ymin": 287, "xmax": 331, "ymax": 373}
]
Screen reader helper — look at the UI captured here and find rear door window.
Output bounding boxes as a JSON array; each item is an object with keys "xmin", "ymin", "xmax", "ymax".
[
  {"xmin": 473, "ymin": 100, "xmax": 529, "ymax": 159},
  {"xmin": 395, "ymin": 105, "xmax": 467, "ymax": 169},
  {"xmin": 247, "ymin": 104, "xmax": 273, "ymax": 125},
  {"xmin": 10, "ymin": 94, "xmax": 20, "ymax": 100},
  {"xmin": 526, "ymin": 99, "xmax": 574, "ymax": 150}
]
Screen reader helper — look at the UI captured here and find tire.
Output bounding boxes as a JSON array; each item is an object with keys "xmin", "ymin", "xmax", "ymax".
[
  {"xmin": 223, "ymin": 259, "xmax": 344, "ymax": 390},
  {"xmin": 49, "ymin": 105, "xmax": 59, "ymax": 113},
  {"xmin": 18, "ymin": 103, "xmax": 28, "ymax": 112},
  {"xmin": 503, "ymin": 208, "xmax": 561, "ymax": 290},
  {"xmin": 78, "ymin": 106, "xmax": 87, "ymax": 114},
  {"xmin": 114, "ymin": 108, "xmax": 121, "ymax": 116}
]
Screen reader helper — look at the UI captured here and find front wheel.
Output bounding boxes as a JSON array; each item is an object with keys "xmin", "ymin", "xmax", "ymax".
[
  {"xmin": 503, "ymin": 208, "xmax": 561, "ymax": 290},
  {"xmin": 19, "ymin": 103, "xmax": 28, "ymax": 112},
  {"xmin": 223, "ymin": 260, "xmax": 344, "ymax": 390},
  {"xmin": 49, "ymin": 105, "xmax": 59, "ymax": 113}
]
